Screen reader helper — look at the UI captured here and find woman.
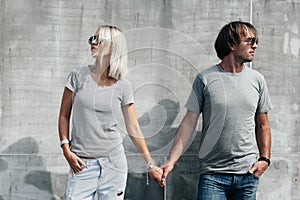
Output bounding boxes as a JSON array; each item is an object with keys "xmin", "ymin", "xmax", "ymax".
[{"xmin": 58, "ymin": 25, "xmax": 162, "ymax": 200}]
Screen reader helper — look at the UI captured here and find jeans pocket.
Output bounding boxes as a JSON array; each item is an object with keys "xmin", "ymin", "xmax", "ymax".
[
  {"xmin": 108, "ymin": 153, "xmax": 128, "ymax": 173},
  {"xmin": 66, "ymin": 171, "xmax": 77, "ymax": 199},
  {"xmin": 249, "ymin": 172, "xmax": 259, "ymax": 180}
]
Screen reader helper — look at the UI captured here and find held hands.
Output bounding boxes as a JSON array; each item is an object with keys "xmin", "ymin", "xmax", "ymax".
[
  {"xmin": 148, "ymin": 165, "xmax": 164, "ymax": 186},
  {"xmin": 159, "ymin": 160, "xmax": 175, "ymax": 187},
  {"xmin": 148, "ymin": 160, "xmax": 175, "ymax": 188}
]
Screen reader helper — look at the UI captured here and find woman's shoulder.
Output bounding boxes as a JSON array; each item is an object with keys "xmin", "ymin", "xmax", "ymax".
[
  {"xmin": 115, "ymin": 78, "xmax": 133, "ymax": 90},
  {"xmin": 69, "ymin": 66, "xmax": 90, "ymax": 75},
  {"xmin": 117, "ymin": 78, "xmax": 131, "ymax": 84}
]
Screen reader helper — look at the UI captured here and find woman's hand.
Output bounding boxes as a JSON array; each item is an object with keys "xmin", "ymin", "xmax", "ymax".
[
  {"xmin": 149, "ymin": 166, "xmax": 164, "ymax": 187},
  {"xmin": 63, "ymin": 149, "xmax": 86, "ymax": 175}
]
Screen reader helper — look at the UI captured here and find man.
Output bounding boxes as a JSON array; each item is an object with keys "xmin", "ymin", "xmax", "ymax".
[{"xmin": 160, "ymin": 21, "xmax": 272, "ymax": 199}]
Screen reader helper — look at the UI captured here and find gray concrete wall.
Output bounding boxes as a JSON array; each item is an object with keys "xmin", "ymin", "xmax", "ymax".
[{"xmin": 0, "ymin": 0, "xmax": 299, "ymax": 199}]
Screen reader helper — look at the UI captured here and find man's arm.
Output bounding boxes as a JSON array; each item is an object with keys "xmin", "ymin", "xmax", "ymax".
[
  {"xmin": 160, "ymin": 110, "xmax": 200, "ymax": 187},
  {"xmin": 249, "ymin": 113, "xmax": 271, "ymax": 177}
]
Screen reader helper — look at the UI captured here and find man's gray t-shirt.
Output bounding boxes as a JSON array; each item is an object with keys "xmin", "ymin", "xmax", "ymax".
[
  {"xmin": 185, "ymin": 65, "xmax": 272, "ymax": 174},
  {"xmin": 65, "ymin": 66, "xmax": 134, "ymax": 157}
]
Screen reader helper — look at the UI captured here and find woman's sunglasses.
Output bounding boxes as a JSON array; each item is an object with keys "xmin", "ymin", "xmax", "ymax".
[{"xmin": 88, "ymin": 36, "xmax": 103, "ymax": 45}]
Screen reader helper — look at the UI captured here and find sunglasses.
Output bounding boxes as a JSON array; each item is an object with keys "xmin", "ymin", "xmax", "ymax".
[
  {"xmin": 242, "ymin": 38, "xmax": 258, "ymax": 45},
  {"xmin": 88, "ymin": 36, "xmax": 103, "ymax": 45},
  {"xmin": 88, "ymin": 26, "xmax": 119, "ymax": 45}
]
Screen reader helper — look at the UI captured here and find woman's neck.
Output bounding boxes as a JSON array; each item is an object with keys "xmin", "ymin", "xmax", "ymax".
[
  {"xmin": 93, "ymin": 57, "xmax": 109, "ymax": 75},
  {"xmin": 91, "ymin": 60, "xmax": 116, "ymax": 86}
]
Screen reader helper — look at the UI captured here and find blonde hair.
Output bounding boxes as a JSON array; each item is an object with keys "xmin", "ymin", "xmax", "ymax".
[{"xmin": 97, "ymin": 25, "xmax": 128, "ymax": 80}]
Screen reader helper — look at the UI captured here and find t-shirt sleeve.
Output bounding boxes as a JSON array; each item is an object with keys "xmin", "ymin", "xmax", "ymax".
[
  {"xmin": 121, "ymin": 79, "xmax": 135, "ymax": 105},
  {"xmin": 65, "ymin": 68, "xmax": 79, "ymax": 92},
  {"xmin": 185, "ymin": 75, "xmax": 205, "ymax": 113},
  {"xmin": 256, "ymin": 76, "xmax": 272, "ymax": 114}
]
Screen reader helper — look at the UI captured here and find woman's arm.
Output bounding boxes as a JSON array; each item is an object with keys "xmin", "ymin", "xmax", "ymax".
[
  {"xmin": 122, "ymin": 103, "xmax": 163, "ymax": 185},
  {"xmin": 58, "ymin": 87, "xmax": 85, "ymax": 174},
  {"xmin": 58, "ymin": 88, "xmax": 72, "ymax": 143}
]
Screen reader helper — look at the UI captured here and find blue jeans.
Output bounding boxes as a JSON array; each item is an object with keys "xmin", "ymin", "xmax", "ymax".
[
  {"xmin": 197, "ymin": 173, "xmax": 259, "ymax": 200},
  {"xmin": 66, "ymin": 153, "xmax": 128, "ymax": 200}
]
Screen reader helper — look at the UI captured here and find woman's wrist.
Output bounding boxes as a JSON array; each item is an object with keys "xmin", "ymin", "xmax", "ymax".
[
  {"xmin": 60, "ymin": 139, "xmax": 70, "ymax": 148},
  {"xmin": 146, "ymin": 159, "xmax": 155, "ymax": 170},
  {"xmin": 62, "ymin": 145, "xmax": 72, "ymax": 156},
  {"xmin": 146, "ymin": 160, "xmax": 162, "ymax": 173},
  {"xmin": 145, "ymin": 159, "xmax": 162, "ymax": 185}
]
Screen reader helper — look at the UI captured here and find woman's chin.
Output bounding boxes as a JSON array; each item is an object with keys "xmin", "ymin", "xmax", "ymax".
[{"xmin": 91, "ymin": 51, "xmax": 99, "ymax": 57}]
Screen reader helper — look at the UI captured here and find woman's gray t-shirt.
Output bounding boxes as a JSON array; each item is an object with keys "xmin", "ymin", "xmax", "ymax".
[
  {"xmin": 65, "ymin": 67, "xmax": 134, "ymax": 157},
  {"xmin": 185, "ymin": 65, "xmax": 272, "ymax": 174}
]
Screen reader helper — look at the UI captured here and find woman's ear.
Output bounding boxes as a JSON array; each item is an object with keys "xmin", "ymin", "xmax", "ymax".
[
  {"xmin": 108, "ymin": 42, "xmax": 113, "ymax": 54},
  {"xmin": 101, "ymin": 41, "xmax": 113, "ymax": 56}
]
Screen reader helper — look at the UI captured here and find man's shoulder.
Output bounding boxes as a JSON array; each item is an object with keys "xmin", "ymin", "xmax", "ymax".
[
  {"xmin": 200, "ymin": 65, "xmax": 219, "ymax": 74},
  {"xmin": 195, "ymin": 65, "xmax": 217, "ymax": 76},
  {"xmin": 245, "ymin": 67, "xmax": 265, "ymax": 80},
  {"xmin": 191, "ymin": 65, "xmax": 219, "ymax": 85},
  {"xmin": 196, "ymin": 65, "xmax": 219, "ymax": 79}
]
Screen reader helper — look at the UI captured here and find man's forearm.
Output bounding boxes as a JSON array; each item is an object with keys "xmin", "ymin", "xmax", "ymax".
[
  {"xmin": 256, "ymin": 124, "xmax": 271, "ymax": 158},
  {"xmin": 255, "ymin": 113, "xmax": 271, "ymax": 159},
  {"xmin": 168, "ymin": 111, "xmax": 199, "ymax": 163}
]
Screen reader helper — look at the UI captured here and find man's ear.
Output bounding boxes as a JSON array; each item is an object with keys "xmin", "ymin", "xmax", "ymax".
[{"xmin": 229, "ymin": 43, "xmax": 236, "ymax": 51}]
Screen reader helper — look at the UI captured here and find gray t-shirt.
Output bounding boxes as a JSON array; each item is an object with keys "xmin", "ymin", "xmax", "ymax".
[
  {"xmin": 65, "ymin": 66, "xmax": 134, "ymax": 157},
  {"xmin": 185, "ymin": 65, "xmax": 272, "ymax": 174}
]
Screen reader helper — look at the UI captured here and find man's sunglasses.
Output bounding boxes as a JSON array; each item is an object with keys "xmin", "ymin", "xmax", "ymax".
[{"xmin": 242, "ymin": 38, "xmax": 258, "ymax": 45}]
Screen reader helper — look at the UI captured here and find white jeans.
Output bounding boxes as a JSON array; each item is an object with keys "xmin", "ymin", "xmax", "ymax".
[{"xmin": 66, "ymin": 153, "xmax": 128, "ymax": 200}]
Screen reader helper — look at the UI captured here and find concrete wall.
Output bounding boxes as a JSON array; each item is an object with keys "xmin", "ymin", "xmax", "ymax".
[{"xmin": 0, "ymin": 0, "xmax": 300, "ymax": 199}]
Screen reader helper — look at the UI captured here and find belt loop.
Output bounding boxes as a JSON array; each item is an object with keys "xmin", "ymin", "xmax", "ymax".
[{"xmin": 85, "ymin": 159, "xmax": 89, "ymax": 169}]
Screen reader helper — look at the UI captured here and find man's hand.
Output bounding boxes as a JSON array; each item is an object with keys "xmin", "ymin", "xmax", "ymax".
[
  {"xmin": 160, "ymin": 160, "xmax": 175, "ymax": 187},
  {"xmin": 248, "ymin": 160, "xmax": 269, "ymax": 178}
]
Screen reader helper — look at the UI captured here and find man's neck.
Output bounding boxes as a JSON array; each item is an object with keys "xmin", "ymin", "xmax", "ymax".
[{"xmin": 219, "ymin": 57, "xmax": 245, "ymax": 73}]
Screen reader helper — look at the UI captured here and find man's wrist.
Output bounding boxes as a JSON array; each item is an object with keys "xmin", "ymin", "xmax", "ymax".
[
  {"xmin": 166, "ymin": 158, "xmax": 177, "ymax": 166},
  {"xmin": 258, "ymin": 156, "xmax": 271, "ymax": 166}
]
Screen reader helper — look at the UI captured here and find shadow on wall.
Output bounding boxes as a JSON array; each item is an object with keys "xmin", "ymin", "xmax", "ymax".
[
  {"xmin": 124, "ymin": 99, "xmax": 180, "ymax": 153},
  {"xmin": 0, "ymin": 137, "xmax": 66, "ymax": 200},
  {"xmin": 124, "ymin": 99, "xmax": 202, "ymax": 200},
  {"xmin": 124, "ymin": 98, "xmax": 202, "ymax": 154}
]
